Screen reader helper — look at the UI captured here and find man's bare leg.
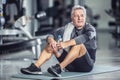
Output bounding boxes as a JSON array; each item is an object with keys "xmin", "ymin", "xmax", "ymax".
[
  {"xmin": 60, "ymin": 44, "xmax": 87, "ymax": 69},
  {"xmin": 34, "ymin": 44, "xmax": 54, "ymax": 68}
]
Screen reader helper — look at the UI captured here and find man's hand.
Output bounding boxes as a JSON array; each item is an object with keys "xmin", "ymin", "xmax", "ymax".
[
  {"xmin": 49, "ymin": 41, "xmax": 58, "ymax": 52},
  {"xmin": 46, "ymin": 36, "xmax": 58, "ymax": 53},
  {"xmin": 46, "ymin": 41, "xmax": 58, "ymax": 53},
  {"xmin": 57, "ymin": 42, "xmax": 67, "ymax": 49},
  {"xmin": 48, "ymin": 41, "xmax": 61, "ymax": 58}
]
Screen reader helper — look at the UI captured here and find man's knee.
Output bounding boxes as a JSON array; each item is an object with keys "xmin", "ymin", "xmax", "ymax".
[
  {"xmin": 72, "ymin": 44, "xmax": 87, "ymax": 57},
  {"xmin": 79, "ymin": 44, "xmax": 87, "ymax": 52},
  {"xmin": 72, "ymin": 44, "xmax": 86, "ymax": 51},
  {"xmin": 45, "ymin": 44, "xmax": 53, "ymax": 53},
  {"xmin": 79, "ymin": 44, "xmax": 87, "ymax": 57}
]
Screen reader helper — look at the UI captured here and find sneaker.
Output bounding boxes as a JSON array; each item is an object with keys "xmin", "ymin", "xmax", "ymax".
[
  {"xmin": 47, "ymin": 64, "xmax": 62, "ymax": 77},
  {"xmin": 20, "ymin": 63, "xmax": 42, "ymax": 75}
]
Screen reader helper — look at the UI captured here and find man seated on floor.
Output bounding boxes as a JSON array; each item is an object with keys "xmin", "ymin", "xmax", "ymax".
[{"xmin": 20, "ymin": 5, "xmax": 97, "ymax": 77}]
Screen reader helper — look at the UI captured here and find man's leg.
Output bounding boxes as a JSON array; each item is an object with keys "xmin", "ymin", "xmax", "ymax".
[
  {"xmin": 35, "ymin": 44, "xmax": 54, "ymax": 67},
  {"xmin": 21, "ymin": 44, "xmax": 54, "ymax": 74},
  {"xmin": 60, "ymin": 44, "xmax": 87, "ymax": 69},
  {"xmin": 48, "ymin": 44, "xmax": 87, "ymax": 76}
]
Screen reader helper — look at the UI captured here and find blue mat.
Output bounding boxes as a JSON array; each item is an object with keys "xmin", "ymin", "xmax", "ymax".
[{"xmin": 12, "ymin": 65, "xmax": 120, "ymax": 80}]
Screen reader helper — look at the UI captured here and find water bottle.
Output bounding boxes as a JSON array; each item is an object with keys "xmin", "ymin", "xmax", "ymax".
[
  {"xmin": 57, "ymin": 35, "xmax": 63, "ymax": 53},
  {"xmin": 58, "ymin": 35, "xmax": 62, "ymax": 42}
]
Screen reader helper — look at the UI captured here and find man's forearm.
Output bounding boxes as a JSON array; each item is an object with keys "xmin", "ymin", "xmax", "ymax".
[{"xmin": 65, "ymin": 39, "xmax": 76, "ymax": 48}]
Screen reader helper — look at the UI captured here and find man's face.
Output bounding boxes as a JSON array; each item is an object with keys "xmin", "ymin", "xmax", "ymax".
[{"xmin": 71, "ymin": 9, "xmax": 86, "ymax": 29}]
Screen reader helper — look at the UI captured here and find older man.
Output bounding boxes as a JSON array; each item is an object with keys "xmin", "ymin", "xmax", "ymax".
[{"xmin": 21, "ymin": 5, "xmax": 97, "ymax": 77}]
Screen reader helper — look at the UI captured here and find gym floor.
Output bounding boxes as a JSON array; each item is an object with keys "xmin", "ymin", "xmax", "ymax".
[{"xmin": 0, "ymin": 29, "xmax": 120, "ymax": 80}]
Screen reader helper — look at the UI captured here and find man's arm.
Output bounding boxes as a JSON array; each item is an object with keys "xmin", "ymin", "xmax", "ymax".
[
  {"xmin": 59, "ymin": 24, "xmax": 96, "ymax": 49},
  {"xmin": 74, "ymin": 25, "xmax": 96, "ymax": 45},
  {"xmin": 59, "ymin": 39, "xmax": 76, "ymax": 49}
]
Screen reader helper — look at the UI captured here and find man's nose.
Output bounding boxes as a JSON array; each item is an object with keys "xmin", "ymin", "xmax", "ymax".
[{"xmin": 78, "ymin": 16, "xmax": 81, "ymax": 20}]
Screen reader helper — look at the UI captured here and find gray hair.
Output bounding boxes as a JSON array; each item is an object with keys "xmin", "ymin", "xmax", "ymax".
[{"xmin": 71, "ymin": 5, "xmax": 86, "ymax": 18}]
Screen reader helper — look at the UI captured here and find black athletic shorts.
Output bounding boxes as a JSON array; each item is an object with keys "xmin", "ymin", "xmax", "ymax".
[{"xmin": 57, "ymin": 49, "xmax": 96, "ymax": 72}]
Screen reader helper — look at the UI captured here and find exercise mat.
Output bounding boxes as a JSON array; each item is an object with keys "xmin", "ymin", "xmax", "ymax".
[{"xmin": 12, "ymin": 65, "xmax": 120, "ymax": 80}]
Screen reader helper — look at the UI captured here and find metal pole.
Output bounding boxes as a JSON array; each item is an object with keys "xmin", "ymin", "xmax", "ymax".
[{"xmin": 0, "ymin": 0, "xmax": 6, "ymax": 45}]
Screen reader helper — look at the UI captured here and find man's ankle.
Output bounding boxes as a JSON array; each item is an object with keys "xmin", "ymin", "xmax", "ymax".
[{"xmin": 34, "ymin": 63, "xmax": 40, "ymax": 68}]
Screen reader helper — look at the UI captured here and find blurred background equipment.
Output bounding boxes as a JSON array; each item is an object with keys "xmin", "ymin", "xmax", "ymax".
[
  {"xmin": 0, "ymin": 0, "xmax": 6, "ymax": 45},
  {"xmin": 0, "ymin": 15, "xmax": 42, "ymax": 59},
  {"xmin": 105, "ymin": 0, "xmax": 120, "ymax": 47},
  {"xmin": 0, "ymin": 0, "xmax": 42, "ymax": 59},
  {"xmin": 0, "ymin": 0, "xmax": 101, "ymax": 58},
  {"xmin": 35, "ymin": 0, "xmax": 100, "ymax": 36},
  {"xmin": 3, "ymin": 0, "xmax": 25, "ymax": 28}
]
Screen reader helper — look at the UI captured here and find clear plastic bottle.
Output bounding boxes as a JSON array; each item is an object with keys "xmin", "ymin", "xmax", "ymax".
[
  {"xmin": 57, "ymin": 35, "xmax": 63, "ymax": 53},
  {"xmin": 58, "ymin": 35, "xmax": 62, "ymax": 42}
]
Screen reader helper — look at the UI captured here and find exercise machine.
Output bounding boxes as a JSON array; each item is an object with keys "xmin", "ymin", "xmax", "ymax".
[
  {"xmin": 105, "ymin": 0, "xmax": 120, "ymax": 47},
  {"xmin": 0, "ymin": 0, "xmax": 42, "ymax": 59}
]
